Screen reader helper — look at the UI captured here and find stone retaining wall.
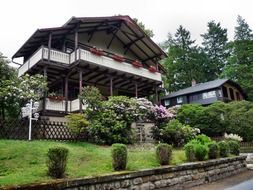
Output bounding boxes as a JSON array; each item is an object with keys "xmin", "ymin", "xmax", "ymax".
[{"xmin": 4, "ymin": 156, "xmax": 247, "ymax": 190}]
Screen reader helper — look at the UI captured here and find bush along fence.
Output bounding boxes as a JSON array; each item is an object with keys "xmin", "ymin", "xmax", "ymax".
[
  {"xmin": 0, "ymin": 119, "xmax": 154, "ymax": 142},
  {"xmin": 0, "ymin": 119, "xmax": 85, "ymax": 141},
  {"xmin": 3, "ymin": 156, "xmax": 247, "ymax": 190}
]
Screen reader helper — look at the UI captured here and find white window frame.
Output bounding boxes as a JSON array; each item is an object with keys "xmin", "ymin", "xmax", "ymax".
[
  {"xmin": 202, "ymin": 91, "xmax": 216, "ymax": 99},
  {"xmin": 164, "ymin": 99, "xmax": 170, "ymax": 106},
  {"xmin": 177, "ymin": 96, "xmax": 183, "ymax": 103}
]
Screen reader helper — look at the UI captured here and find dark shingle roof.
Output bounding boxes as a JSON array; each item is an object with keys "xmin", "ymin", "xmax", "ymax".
[{"xmin": 162, "ymin": 79, "xmax": 229, "ymax": 99}]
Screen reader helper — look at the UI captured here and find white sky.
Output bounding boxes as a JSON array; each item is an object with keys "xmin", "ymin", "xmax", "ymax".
[{"xmin": 1, "ymin": 0, "xmax": 253, "ymax": 62}]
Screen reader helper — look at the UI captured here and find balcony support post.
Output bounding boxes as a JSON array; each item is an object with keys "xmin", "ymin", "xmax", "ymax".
[
  {"xmin": 42, "ymin": 66, "xmax": 47, "ymax": 114},
  {"xmin": 135, "ymin": 82, "xmax": 138, "ymax": 98},
  {"xmin": 79, "ymin": 70, "xmax": 83, "ymax": 113},
  {"xmin": 75, "ymin": 30, "xmax": 78, "ymax": 61},
  {"xmin": 110, "ymin": 77, "xmax": 113, "ymax": 96},
  {"xmin": 154, "ymin": 85, "xmax": 159, "ymax": 105},
  {"xmin": 48, "ymin": 32, "xmax": 52, "ymax": 62},
  {"xmin": 64, "ymin": 76, "xmax": 69, "ymax": 113}
]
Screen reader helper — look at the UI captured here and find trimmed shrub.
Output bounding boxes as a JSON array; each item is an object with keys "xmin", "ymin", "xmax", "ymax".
[
  {"xmin": 194, "ymin": 144, "xmax": 208, "ymax": 161},
  {"xmin": 65, "ymin": 113, "xmax": 89, "ymax": 138},
  {"xmin": 154, "ymin": 119, "xmax": 198, "ymax": 147},
  {"xmin": 111, "ymin": 144, "xmax": 127, "ymax": 171},
  {"xmin": 184, "ymin": 143, "xmax": 195, "ymax": 162},
  {"xmin": 227, "ymin": 140, "xmax": 240, "ymax": 156},
  {"xmin": 195, "ymin": 134, "xmax": 212, "ymax": 145},
  {"xmin": 208, "ymin": 142, "xmax": 219, "ymax": 159},
  {"xmin": 47, "ymin": 147, "xmax": 69, "ymax": 178},
  {"xmin": 156, "ymin": 143, "xmax": 172, "ymax": 165},
  {"xmin": 218, "ymin": 141, "xmax": 230, "ymax": 157}
]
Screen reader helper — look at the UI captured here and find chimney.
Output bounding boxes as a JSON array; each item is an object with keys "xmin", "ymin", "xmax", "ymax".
[{"xmin": 192, "ymin": 79, "xmax": 196, "ymax": 86}]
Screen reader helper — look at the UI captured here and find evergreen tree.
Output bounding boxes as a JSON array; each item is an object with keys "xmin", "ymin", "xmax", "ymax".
[
  {"xmin": 223, "ymin": 16, "xmax": 253, "ymax": 100},
  {"xmin": 201, "ymin": 21, "xmax": 228, "ymax": 80},
  {"xmin": 133, "ymin": 18, "xmax": 154, "ymax": 38},
  {"xmin": 162, "ymin": 26, "xmax": 206, "ymax": 92},
  {"xmin": 235, "ymin": 15, "xmax": 252, "ymax": 41}
]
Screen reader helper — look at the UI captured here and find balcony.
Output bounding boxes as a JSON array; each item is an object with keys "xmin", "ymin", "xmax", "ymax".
[
  {"xmin": 18, "ymin": 46, "xmax": 162, "ymax": 82},
  {"xmin": 38, "ymin": 98, "xmax": 85, "ymax": 112}
]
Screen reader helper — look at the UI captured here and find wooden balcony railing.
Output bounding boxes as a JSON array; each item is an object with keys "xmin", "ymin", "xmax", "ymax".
[
  {"xmin": 38, "ymin": 98, "xmax": 85, "ymax": 112},
  {"xmin": 18, "ymin": 46, "xmax": 162, "ymax": 82}
]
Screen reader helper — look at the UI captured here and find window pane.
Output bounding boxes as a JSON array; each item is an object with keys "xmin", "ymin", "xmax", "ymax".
[
  {"xmin": 164, "ymin": 99, "xmax": 170, "ymax": 106},
  {"xmin": 229, "ymin": 88, "xmax": 235, "ymax": 100},
  {"xmin": 203, "ymin": 91, "xmax": 216, "ymax": 99},
  {"xmin": 177, "ymin": 96, "xmax": 183, "ymax": 103}
]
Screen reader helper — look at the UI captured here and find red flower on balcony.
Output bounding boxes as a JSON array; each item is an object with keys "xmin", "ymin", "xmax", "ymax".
[
  {"xmin": 48, "ymin": 95, "xmax": 65, "ymax": 101},
  {"xmin": 89, "ymin": 47, "xmax": 104, "ymax": 56},
  {"xmin": 112, "ymin": 54, "xmax": 125, "ymax": 62},
  {"xmin": 148, "ymin": 66, "xmax": 157, "ymax": 73},
  {"xmin": 132, "ymin": 60, "xmax": 143, "ymax": 68}
]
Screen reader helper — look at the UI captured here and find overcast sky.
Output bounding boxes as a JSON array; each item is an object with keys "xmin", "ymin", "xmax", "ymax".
[{"xmin": 1, "ymin": 0, "xmax": 253, "ymax": 62}]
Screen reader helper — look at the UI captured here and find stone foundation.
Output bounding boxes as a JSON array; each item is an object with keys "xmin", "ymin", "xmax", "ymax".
[{"xmin": 4, "ymin": 156, "xmax": 247, "ymax": 190}]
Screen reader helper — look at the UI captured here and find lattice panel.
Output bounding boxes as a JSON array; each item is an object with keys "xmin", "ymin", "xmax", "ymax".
[{"xmin": 0, "ymin": 119, "xmax": 86, "ymax": 141}]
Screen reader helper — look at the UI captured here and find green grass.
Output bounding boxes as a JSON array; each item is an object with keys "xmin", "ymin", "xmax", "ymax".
[{"xmin": 0, "ymin": 140, "xmax": 186, "ymax": 187}]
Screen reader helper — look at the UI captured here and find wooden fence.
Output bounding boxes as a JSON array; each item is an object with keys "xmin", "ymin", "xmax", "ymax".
[
  {"xmin": 0, "ymin": 119, "xmax": 84, "ymax": 141},
  {"xmin": 211, "ymin": 136, "xmax": 253, "ymax": 153}
]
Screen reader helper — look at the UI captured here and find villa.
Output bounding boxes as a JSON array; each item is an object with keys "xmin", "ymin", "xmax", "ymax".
[{"xmin": 12, "ymin": 16, "xmax": 166, "ymax": 117}]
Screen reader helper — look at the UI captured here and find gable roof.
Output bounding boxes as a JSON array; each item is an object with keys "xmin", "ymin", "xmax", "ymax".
[
  {"xmin": 12, "ymin": 16, "xmax": 166, "ymax": 72},
  {"xmin": 162, "ymin": 79, "xmax": 246, "ymax": 99}
]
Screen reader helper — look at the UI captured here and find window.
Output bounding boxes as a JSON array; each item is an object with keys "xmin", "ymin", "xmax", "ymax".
[
  {"xmin": 164, "ymin": 99, "xmax": 170, "ymax": 106},
  {"xmin": 236, "ymin": 92, "xmax": 241, "ymax": 100},
  {"xmin": 177, "ymin": 96, "xmax": 183, "ymax": 103},
  {"xmin": 189, "ymin": 94, "xmax": 202, "ymax": 102},
  {"xmin": 217, "ymin": 89, "xmax": 222, "ymax": 97},
  {"xmin": 202, "ymin": 91, "xmax": 216, "ymax": 99},
  {"xmin": 229, "ymin": 88, "xmax": 235, "ymax": 100},
  {"xmin": 222, "ymin": 86, "xmax": 228, "ymax": 98}
]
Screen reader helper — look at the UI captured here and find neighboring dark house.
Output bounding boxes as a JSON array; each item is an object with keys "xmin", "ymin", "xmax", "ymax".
[{"xmin": 161, "ymin": 79, "xmax": 246, "ymax": 107}]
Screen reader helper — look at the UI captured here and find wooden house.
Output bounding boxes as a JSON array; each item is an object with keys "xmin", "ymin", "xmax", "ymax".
[
  {"xmin": 161, "ymin": 79, "xmax": 246, "ymax": 108},
  {"xmin": 12, "ymin": 16, "xmax": 166, "ymax": 117}
]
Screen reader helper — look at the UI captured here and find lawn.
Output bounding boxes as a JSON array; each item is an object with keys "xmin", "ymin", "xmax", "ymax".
[{"xmin": 0, "ymin": 140, "xmax": 186, "ymax": 187}]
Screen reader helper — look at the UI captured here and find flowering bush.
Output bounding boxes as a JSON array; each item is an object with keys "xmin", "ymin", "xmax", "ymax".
[
  {"xmin": 224, "ymin": 133, "xmax": 243, "ymax": 142},
  {"xmin": 151, "ymin": 105, "xmax": 176, "ymax": 127},
  {"xmin": 1, "ymin": 73, "xmax": 47, "ymax": 119},
  {"xmin": 153, "ymin": 105, "xmax": 175, "ymax": 120},
  {"xmin": 167, "ymin": 105, "xmax": 181, "ymax": 116},
  {"xmin": 135, "ymin": 98, "xmax": 154, "ymax": 120}
]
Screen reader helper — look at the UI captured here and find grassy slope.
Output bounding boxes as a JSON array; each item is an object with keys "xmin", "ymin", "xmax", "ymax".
[{"xmin": 0, "ymin": 140, "xmax": 186, "ymax": 187}]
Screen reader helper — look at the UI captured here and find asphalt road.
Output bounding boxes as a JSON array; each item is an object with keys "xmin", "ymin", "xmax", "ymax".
[
  {"xmin": 225, "ymin": 178, "xmax": 253, "ymax": 190},
  {"xmin": 189, "ymin": 169, "xmax": 253, "ymax": 190}
]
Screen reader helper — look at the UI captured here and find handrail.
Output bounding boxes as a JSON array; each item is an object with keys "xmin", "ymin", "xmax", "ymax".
[
  {"xmin": 64, "ymin": 39, "xmax": 150, "ymax": 68},
  {"xmin": 18, "ymin": 46, "xmax": 162, "ymax": 79},
  {"xmin": 19, "ymin": 45, "xmax": 44, "ymax": 68}
]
